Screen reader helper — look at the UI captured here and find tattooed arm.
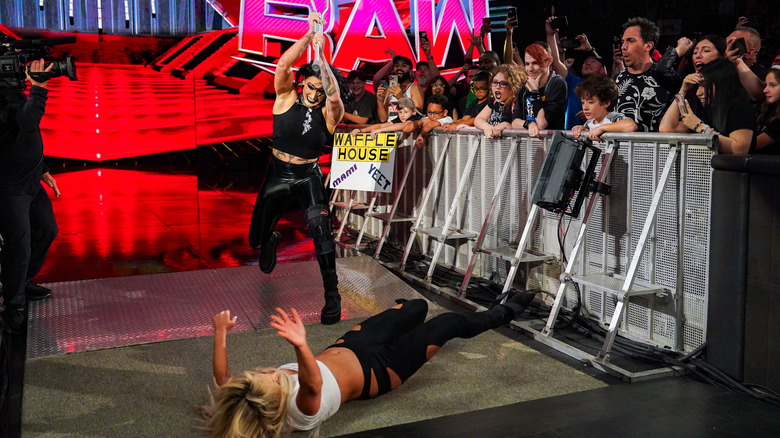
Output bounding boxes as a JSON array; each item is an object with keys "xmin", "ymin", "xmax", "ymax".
[
  {"xmin": 315, "ymin": 33, "xmax": 345, "ymax": 133},
  {"xmin": 275, "ymin": 14, "xmax": 320, "ymax": 95}
]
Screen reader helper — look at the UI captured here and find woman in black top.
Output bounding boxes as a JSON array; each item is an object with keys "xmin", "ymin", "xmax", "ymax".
[
  {"xmin": 474, "ymin": 64, "xmax": 527, "ymax": 138},
  {"xmin": 660, "ymin": 58, "xmax": 754, "ymax": 154},
  {"xmin": 248, "ymin": 13, "xmax": 347, "ymax": 324},
  {"xmin": 753, "ymin": 67, "xmax": 780, "ymax": 154}
]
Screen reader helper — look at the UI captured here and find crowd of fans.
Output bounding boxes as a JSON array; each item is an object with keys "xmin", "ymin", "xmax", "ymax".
[{"xmin": 340, "ymin": 14, "xmax": 780, "ymax": 155}]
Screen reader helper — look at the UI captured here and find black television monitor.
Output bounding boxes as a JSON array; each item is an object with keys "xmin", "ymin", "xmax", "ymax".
[{"xmin": 531, "ymin": 131, "xmax": 587, "ymax": 214}]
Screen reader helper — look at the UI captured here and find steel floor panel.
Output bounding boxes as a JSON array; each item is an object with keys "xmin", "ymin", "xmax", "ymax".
[{"xmin": 27, "ymin": 256, "xmax": 424, "ymax": 359}]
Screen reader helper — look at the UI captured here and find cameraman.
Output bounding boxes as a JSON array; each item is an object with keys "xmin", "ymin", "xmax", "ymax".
[{"xmin": 0, "ymin": 59, "xmax": 59, "ymax": 334}]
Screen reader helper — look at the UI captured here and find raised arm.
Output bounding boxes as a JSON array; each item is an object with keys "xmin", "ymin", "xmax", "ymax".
[
  {"xmin": 270, "ymin": 308, "xmax": 322, "ymax": 416},
  {"xmin": 545, "ymin": 17, "xmax": 568, "ymax": 78},
  {"xmin": 449, "ymin": 63, "xmax": 471, "ymax": 89},
  {"xmin": 724, "ymin": 38, "xmax": 765, "ymax": 101},
  {"xmin": 421, "ymin": 41, "xmax": 440, "ymax": 78},
  {"xmin": 212, "ymin": 310, "xmax": 238, "ymax": 386},
  {"xmin": 4, "ymin": 60, "xmax": 53, "ymax": 130},
  {"xmin": 503, "ymin": 17, "xmax": 518, "ymax": 66},
  {"xmin": 463, "ymin": 32, "xmax": 478, "ymax": 62},
  {"xmin": 275, "ymin": 15, "xmax": 319, "ymax": 98},
  {"xmin": 314, "ymin": 34, "xmax": 345, "ymax": 131},
  {"xmin": 372, "ymin": 48, "xmax": 396, "ymax": 93}
]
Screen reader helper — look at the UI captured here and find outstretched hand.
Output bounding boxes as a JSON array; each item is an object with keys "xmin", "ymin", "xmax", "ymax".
[
  {"xmin": 270, "ymin": 308, "xmax": 307, "ymax": 348},
  {"xmin": 213, "ymin": 310, "xmax": 237, "ymax": 333}
]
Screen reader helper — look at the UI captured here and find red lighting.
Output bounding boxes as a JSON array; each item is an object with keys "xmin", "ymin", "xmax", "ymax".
[
  {"xmin": 41, "ymin": 64, "xmax": 273, "ymax": 161},
  {"xmin": 35, "ymin": 169, "xmax": 317, "ymax": 283}
]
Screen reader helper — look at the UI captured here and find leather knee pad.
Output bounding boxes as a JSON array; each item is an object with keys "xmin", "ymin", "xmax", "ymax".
[{"xmin": 304, "ymin": 204, "xmax": 335, "ymax": 255}]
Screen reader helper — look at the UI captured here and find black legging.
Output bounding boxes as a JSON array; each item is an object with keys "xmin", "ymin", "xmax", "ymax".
[
  {"xmin": 328, "ymin": 299, "xmax": 513, "ymax": 397},
  {"xmin": 248, "ymin": 157, "xmax": 336, "ymax": 273}
]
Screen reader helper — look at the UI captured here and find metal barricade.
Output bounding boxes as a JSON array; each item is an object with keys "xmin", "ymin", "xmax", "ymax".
[{"xmin": 332, "ymin": 126, "xmax": 715, "ymax": 357}]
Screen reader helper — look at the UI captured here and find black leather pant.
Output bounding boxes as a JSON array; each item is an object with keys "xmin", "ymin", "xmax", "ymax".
[{"xmin": 248, "ymin": 157, "xmax": 337, "ymax": 274}]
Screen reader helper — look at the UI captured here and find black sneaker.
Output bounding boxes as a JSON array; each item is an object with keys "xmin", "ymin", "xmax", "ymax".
[
  {"xmin": 26, "ymin": 279, "xmax": 52, "ymax": 301},
  {"xmin": 1, "ymin": 306, "xmax": 26, "ymax": 334},
  {"xmin": 258, "ymin": 232, "xmax": 282, "ymax": 274}
]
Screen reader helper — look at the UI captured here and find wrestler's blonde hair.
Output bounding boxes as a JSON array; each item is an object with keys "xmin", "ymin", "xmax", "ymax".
[{"xmin": 201, "ymin": 368, "xmax": 294, "ymax": 438}]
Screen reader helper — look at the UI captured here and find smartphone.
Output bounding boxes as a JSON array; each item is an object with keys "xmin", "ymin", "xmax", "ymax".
[
  {"xmin": 675, "ymin": 94, "xmax": 687, "ymax": 114},
  {"xmin": 482, "ymin": 17, "xmax": 491, "ymax": 32},
  {"xmin": 561, "ymin": 39, "xmax": 580, "ymax": 50},
  {"xmin": 613, "ymin": 35, "xmax": 622, "ymax": 51},
  {"xmin": 550, "ymin": 16, "xmax": 568, "ymax": 30},
  {"xmin": 507, "ymin": 6, "xmax": 517, "ymax": 20},
  {"xmin": 389, "ymin": 75, "xmax": 398, "ymax": 87},
  {"xmin": 733, "ymin": 37, "xmax": 748, "ymax": 55},
  {"xmin": 419, "ymin": 31, "xmax": 428, "ymax": 44}
]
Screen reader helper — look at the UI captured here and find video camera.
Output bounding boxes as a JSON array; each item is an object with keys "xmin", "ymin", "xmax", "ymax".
[{"xmin": 0, "ymin": 36, "xmax": 78, "ymax": 89}]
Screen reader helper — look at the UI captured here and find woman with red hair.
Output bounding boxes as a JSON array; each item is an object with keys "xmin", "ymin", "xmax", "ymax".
[{"xmin": 511, "ymin": 43, "xmax": 568, "ymax": 137}]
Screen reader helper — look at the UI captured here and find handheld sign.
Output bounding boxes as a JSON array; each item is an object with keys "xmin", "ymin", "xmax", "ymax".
[{"xmin": 330, "ymin": 132, "xmax": 398, "ymax": 193}]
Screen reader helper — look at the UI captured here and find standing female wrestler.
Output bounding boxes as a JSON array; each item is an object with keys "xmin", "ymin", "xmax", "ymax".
[
  {"xmin": 248, "ymin": 13, "xmax": 346, "ymax": 325},
  {"xmin": 201, "ymin": 291, "xmax": 535, "ymax": 437}
]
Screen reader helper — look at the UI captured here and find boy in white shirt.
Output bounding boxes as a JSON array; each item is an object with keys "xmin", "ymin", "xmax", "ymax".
[{"xmin": 571, "ymin": 74, "xmax": 638, "ymax": 141}]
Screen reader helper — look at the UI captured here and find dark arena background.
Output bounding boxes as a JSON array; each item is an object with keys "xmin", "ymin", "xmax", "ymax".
[{"xmin": 2, "ymin": 1, "xmax": 780, "ymax": 437}]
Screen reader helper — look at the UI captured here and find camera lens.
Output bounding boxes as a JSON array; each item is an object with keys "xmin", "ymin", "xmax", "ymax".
[{"xmin": 51, "ymin": 56, "xmax": 78, "ymax": 81}]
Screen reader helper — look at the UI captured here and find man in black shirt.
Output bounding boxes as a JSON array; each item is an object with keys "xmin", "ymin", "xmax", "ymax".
[
  {"xmin": 0, "ymin": 59, "xmax": 59, "ymax": 334},
  {"xmin": 614, "ymin": 17, "xmax": 673, "ymax": 132},
  {"xmin": 342, "ymin": 70, "xmax": 377, "ymax": 125}
]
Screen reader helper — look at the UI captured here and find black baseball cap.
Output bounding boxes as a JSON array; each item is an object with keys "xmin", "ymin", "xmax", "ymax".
[{"xmin": 392, "ymin": 55, "xmax": 413, "ymax": 67}]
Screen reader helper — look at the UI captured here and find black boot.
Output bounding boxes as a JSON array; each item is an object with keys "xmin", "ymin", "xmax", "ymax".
[
  {"xmin": 320, "ymin": 268, "xmax": 341, "ymax": 325},
  {"xmin": 258, "ymin": 231, "xmax": 281, "ymax": 274}
]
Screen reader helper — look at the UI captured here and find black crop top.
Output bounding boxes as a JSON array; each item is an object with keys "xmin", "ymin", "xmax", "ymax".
[{"xmin": 273, "ymin": 102, "xmax": 331, "ymax": 159}]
